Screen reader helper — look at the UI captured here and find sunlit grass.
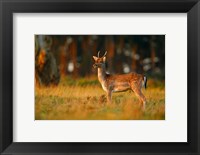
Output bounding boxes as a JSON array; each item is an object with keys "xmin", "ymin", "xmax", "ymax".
[{"xmin": 35, "ymin": 76, "xmax": 165, "ymax": 120}]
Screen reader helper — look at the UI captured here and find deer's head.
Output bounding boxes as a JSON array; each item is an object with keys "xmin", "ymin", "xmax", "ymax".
[{"xmin": 93, "ymin": 51, "xmax": 107, "ymax": 68}]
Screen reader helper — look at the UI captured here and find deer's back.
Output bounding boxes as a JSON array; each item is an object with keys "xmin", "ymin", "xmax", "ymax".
[
  {"xmin": 104, "ymin": 72, "xmax": 143, "ymax": 92},
  {"xmin": 106, "ymin": 72, "xmax": 143, "ymax": 83}
]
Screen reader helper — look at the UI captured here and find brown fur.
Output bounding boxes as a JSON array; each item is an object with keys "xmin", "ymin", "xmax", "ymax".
[{"xmin": 93, "ymin": 52, "xmax": 147, "ymax": 109}]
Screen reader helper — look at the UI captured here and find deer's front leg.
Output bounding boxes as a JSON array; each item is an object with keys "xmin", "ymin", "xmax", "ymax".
[{"xmin": 106, "ymin": 90, "xmax": 112, "ymax": 104}]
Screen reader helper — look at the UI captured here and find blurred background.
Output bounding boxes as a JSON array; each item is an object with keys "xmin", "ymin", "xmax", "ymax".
[{"xmin": 35, "ymin": 35, "xmax": 165, "ymax": 86}]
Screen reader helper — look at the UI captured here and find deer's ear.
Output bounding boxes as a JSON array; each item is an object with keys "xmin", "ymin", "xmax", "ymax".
[
  {"xmin": 103, "ymin": 56, "xmax": 106, "ymax": 62},
  {"xmin": 93, "ymin": 56, "xmax": 98, "ymax": 61}
]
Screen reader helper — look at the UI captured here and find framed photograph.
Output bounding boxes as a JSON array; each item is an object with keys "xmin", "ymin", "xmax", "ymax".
[
  {"xmin": 34, "ymin": 34, "xmax": 165, "ymax": 121},
  {"xmin": 0, "ymin": 0, "xmax": 200, "ymax": 154}
]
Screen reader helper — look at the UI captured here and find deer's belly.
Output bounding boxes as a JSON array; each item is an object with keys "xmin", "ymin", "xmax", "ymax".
[
  {"xmin": 100, "ymin": 82, "xmax": 130, "ymax": 93},
  {"xmin": 112, "ymin": 82, "xmax": 130, "ymax": 92}
]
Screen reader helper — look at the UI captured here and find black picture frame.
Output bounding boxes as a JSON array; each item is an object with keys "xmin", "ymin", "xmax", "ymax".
[{"xmin": 0, "ymin": 0, "xmax": 200, "ymax": 154}]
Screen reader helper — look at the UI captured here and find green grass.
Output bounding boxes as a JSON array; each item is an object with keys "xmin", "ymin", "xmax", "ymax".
[{"xmin": 35, "ymin": 77, "xmax": 165, "ymax": 120}]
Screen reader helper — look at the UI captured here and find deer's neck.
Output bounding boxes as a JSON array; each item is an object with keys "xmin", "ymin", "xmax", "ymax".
[{"xmin": 98, "ymin": 66, "xmax": 106, "ymax": 83}]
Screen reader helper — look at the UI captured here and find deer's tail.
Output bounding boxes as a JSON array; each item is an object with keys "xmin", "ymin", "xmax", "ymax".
[{"xmin": 143, "ymin": 76, "xmax": 147, "ymax": 89}]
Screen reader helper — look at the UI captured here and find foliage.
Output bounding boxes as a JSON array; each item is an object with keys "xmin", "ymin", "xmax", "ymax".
[{"xmin": 35, "ymin": 77, "xmax": 165, "ymax": 120}]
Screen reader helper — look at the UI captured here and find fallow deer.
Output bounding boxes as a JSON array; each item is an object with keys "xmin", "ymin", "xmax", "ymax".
[{"xmin": 93, "ymin": 51, "xmax": 147, "ymax": 109}]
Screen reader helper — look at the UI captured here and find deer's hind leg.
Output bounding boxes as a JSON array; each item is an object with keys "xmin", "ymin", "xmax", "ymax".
[{"xmin": 130, "ymin": 83, "xmax": 146, "ymax": 110}]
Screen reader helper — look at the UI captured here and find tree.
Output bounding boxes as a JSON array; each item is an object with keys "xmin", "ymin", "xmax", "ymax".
[{"xmin": 35, "ymin": 35, "xmax": 60, "ymax": 86}]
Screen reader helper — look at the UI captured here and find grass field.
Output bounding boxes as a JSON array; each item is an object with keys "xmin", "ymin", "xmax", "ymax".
[{"xmin": 35, "ymin": 76, "xmax": 165, "ymax": 120}]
